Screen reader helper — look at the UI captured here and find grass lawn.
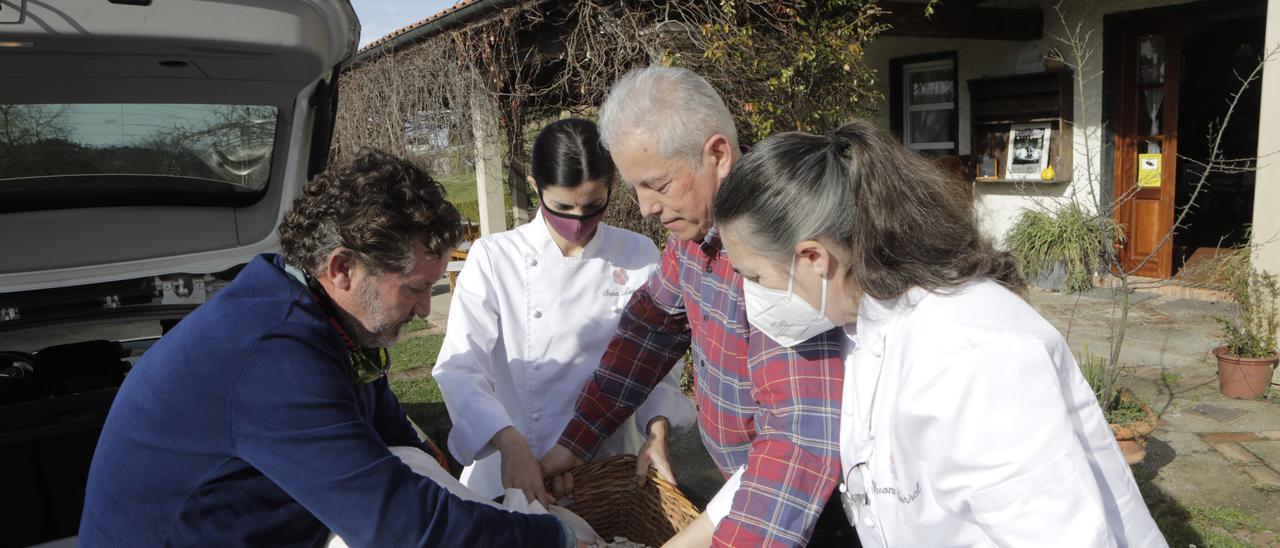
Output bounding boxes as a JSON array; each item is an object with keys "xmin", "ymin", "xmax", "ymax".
[
  {"xmin": 387, "ymin": 330, "xmax": 450, "ymax": 433},
  {"xmin": 390, "ymin": 328, "xmax": 440, "ymax": 373},
  {"xmin": 437, "ymin": 170, "xmax": 480, "ymax": 222},
  {"xmin": 1153, "ymin": 503, "xmax": 1274, "ymax": 547},
  {"xmin": 437, "ymin": 170, "xmax": 477, "ymax": 204},
  {"xmin": 435, "ymin": 169, "xmax": 515, "ymax": 224}
]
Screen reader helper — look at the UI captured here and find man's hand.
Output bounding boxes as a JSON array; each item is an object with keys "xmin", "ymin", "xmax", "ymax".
[
  {"xmin": 540, "ymin": 444, "xmax": 585, "ymax": 499},
  {"xmin": 635, "ymin": 417, "xmax": 674, "ymax": 486},
  {"xmin": 491, "ymin": 427, "xmax": 554, "ymax": 506}
]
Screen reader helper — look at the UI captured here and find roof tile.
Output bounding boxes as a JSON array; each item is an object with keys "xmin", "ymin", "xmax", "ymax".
[{"xmin": 358, "ymin": 0, "xmax": 480, "ymax": 54}]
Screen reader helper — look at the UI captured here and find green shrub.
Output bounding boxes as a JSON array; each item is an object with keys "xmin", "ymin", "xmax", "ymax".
[
  {"xmin": 1005, "ymin": 203, "xmax": 1123, "ymax": 294},
  {"xmin": 1078, "ymin": 347, "xmax": 1145, "ymax": 424}
]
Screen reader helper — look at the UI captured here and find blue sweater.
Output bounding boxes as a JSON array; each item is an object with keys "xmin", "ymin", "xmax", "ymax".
[{"xmin": 80, "ymin": 254, "xmax": 567, "ymax": 547}]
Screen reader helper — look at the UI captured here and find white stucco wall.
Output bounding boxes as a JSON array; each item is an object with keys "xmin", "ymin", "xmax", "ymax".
[
  {"xmin": 1255, "ymin": 0, "xmax": 1280, "ymax": 278},
  {"xmin": 863, "ymin": 0, "xmax": 1208, "ymax": 246},
  {"xmin": 863, "ymin": 34, "xmax": 1044, "ymax": 242}
]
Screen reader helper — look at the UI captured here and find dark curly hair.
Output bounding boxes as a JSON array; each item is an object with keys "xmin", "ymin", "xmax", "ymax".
[{"xmin": 278, "ymin": 147, "xmax": 463, "ymax": 276}]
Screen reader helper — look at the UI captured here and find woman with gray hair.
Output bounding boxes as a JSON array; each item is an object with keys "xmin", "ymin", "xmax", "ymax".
[{"xmin": 671, "ymin": 120, "xmax": 1166, "ymax": 547}]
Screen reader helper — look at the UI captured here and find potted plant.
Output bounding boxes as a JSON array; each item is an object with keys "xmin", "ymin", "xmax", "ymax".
[
  {"xmin": 1213, "ymin": 251, "xmax": 1279, "ymax": 400},
  {"xmin": 1005, "ymin": 203, "xmax": 1124, "ymax": 294},
  {"xmin": 1078, "ymin": 349, "xmax": 1157, "ymax": 464}
]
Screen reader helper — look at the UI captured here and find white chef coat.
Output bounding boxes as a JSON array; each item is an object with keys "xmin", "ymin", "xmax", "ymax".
[
  {"xmin": 432, "ymin": 211, "xmax": 695, "ymax": 499},
  {"xmin": 835, "ymin": 280, "xmax": 1166, "ymax": 547}
]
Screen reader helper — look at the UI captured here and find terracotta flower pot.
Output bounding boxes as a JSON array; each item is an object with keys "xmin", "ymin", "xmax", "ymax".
[
  {"xmin": 1214, "ymin": 346, "xmax": 1278, "ymax": 400},
  {"xmin": 1109, "ymin": 389, "xmax": 1158, "ymax": 465}
]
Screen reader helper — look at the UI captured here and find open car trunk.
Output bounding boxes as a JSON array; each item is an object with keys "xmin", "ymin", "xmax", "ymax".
[{"xmin": 0, "ymin": 1, "xmax": 359, "ymax": 544}]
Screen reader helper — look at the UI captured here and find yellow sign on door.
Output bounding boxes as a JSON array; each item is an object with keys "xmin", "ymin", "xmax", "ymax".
[{"xmin": 1137, "ymin": 153, "xmax": 1162, "ymax": 188}]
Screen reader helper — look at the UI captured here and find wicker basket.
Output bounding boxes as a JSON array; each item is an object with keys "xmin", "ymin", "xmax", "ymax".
[{"xmin": 554, "ymin": 454, "xmax": 700, "ymax": 547}]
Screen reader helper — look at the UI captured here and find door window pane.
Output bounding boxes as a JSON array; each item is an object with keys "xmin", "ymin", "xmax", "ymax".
[
  {"xmin": 1139, "ymin": 87, "xmax": 1165, "ymax": 136},
  {"xmin": 1139, "ymin": 35, "xmax": 1165, "ymax": 84}
]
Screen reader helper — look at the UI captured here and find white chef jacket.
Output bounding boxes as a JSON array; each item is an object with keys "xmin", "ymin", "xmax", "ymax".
[
  {"xmin": 836, "ymin": 280, "xmax": 1165, "ymax": 547},
  {"xmin": 432, "ymin": 211, "xmax": 695, "ymax": 499}
]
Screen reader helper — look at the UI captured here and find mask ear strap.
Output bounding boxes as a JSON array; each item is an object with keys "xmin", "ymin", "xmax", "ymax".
[
  {"xmin": 818, "ymin": 272, "xmax": 829, "ymax": 316},
  {"xmin": 786, "ymin": 255, "xmax": 798, "ymax": 295}
]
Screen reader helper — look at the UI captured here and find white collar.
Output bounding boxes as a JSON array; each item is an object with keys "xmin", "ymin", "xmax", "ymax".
[{"xmin": 850, "ymin": 288, "xmax": 926, "ymax": 355}]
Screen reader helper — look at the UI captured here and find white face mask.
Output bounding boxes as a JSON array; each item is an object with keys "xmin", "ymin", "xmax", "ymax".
[{"xmin": 742, "ymin": 256, "xmax": 836, "ymax": 347}]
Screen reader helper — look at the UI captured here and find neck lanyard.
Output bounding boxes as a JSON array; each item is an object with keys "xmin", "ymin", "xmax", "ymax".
[
  {"xmin": 301, "ymin": 271, "xmax": 450, "ymax": 469},
  {"xmin": 304, "ymin": 274, "xmax": 391, "ymax": 384}
]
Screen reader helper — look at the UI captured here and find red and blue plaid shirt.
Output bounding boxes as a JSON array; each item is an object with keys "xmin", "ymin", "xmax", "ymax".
[{"xmin": 560, "ymin": 228, "xmax": 844, "ymax": 547}]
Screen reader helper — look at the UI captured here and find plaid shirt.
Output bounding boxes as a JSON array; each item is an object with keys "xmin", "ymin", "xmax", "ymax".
[{"xmin": 560, "ymin": 228, "xmax": 844, "ymax": 547}]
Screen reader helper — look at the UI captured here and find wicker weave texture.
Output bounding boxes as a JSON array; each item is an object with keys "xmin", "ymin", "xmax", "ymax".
[{"xmin": 557, "ymin": 454, "xmax": 700, "ymax": 547}]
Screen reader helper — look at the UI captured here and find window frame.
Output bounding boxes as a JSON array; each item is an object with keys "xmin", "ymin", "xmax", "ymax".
[
  {"xmin": 0, "ymin": 103, "xmax": 282, "ymax": 213},
  {"xmin": 890, "ymin": 51, "xmax": 959, "ymax": 156}
]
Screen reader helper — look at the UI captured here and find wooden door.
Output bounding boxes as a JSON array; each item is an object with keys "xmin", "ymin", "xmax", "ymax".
[{"xmin": 1113, "ymin": 23, "xmax": 1180, "ymax": 277}]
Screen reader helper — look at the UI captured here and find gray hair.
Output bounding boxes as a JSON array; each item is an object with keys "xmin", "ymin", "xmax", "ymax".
[
  {"xmin": 598, "ymin": 66, "xmax": 738, "ymax": 168},
  {"xmin": 714, "ymin": 120, "xmax": 1024, "ymax": 300}
]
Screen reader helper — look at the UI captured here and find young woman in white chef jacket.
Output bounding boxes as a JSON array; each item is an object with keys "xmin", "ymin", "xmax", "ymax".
[
  {"xmin": 433, "ymin": 118, "xmax": 693, "ymax": 506},
  {"xmin": 665, "ymin": 121, "xmax": 1166, "ymax": 547}
]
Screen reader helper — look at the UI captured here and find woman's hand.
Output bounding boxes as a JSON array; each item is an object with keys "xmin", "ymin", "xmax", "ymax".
[
  {"xmin": 662, "ymin": 512, "xmax": 714, "ymax": 548},
  {"xmin": 636, "ymin": 417, "xmax": 675, "ymax": 486},
  {"xmin": 491, "ymin": 427, "xmax": 555, "ymax": 506}
]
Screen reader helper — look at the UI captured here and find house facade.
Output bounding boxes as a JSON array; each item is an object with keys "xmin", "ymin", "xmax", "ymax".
[
  {"xmin": 351, "ymin": 0, "xmax": 1280, "ymax": 280},
  {"xmin": 861, "ymin": 0, "xmax": 1279, "ymax": 280}
]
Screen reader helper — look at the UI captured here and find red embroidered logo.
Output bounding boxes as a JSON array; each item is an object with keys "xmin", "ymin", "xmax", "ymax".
[{"xmin": 612, "ymin": 267, "xmax": 629, "ymax": 286}]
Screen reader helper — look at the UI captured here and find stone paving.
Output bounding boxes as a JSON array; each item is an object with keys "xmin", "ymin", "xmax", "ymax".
[{"xmin": 1030, "ymin": 287, "xmax": 1280, "ymax": 543}]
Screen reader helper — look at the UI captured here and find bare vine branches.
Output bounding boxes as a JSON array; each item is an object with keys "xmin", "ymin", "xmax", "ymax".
[{"xmin": 333, "ymin": 0, "xmax": 887, "ymax": 238}]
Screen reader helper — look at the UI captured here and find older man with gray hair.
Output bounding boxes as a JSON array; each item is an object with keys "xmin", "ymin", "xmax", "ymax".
[{"xmin": 540, "ymin": 66, "xmax": 851, "ymax": 546}]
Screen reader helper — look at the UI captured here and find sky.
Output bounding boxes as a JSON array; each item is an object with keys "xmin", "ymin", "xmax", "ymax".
[{"xmin": 351, "ymin": 0, "xmax": 459, "ymax": 48}]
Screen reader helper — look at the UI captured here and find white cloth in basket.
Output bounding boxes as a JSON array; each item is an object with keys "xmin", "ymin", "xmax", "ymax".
[{"xmin": 326, "ymin": 446, "xmax": 599, "ymax": 547}]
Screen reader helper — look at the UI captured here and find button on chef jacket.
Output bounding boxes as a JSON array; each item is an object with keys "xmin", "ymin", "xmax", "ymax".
[
  {"xmin": 836, "ymin": 280, "xmax": 1165, "ymax": 547},
  {"xmin": 433, "ymin": 211, "xmax": 695, "ymax": 499}
]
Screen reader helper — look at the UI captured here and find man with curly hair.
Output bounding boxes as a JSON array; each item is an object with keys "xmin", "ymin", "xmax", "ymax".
[{"xmin": 80, "ymin": 148, "xmax": 583, "ymax": 547}]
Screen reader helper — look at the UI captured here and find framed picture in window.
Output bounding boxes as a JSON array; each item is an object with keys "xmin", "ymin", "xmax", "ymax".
[
  {"xmin": 1006, "ymin": 123, "xmax": 1052, "ymax": 180},
  {"xmin": 976, "ymin": 154, "xmax": 999, "ymax": 179}
]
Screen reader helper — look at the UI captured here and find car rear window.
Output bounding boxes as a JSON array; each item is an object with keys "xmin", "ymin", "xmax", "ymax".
[{"xmin": 0, "ymin": 104, "xmax": 278, "ymax": 211}]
